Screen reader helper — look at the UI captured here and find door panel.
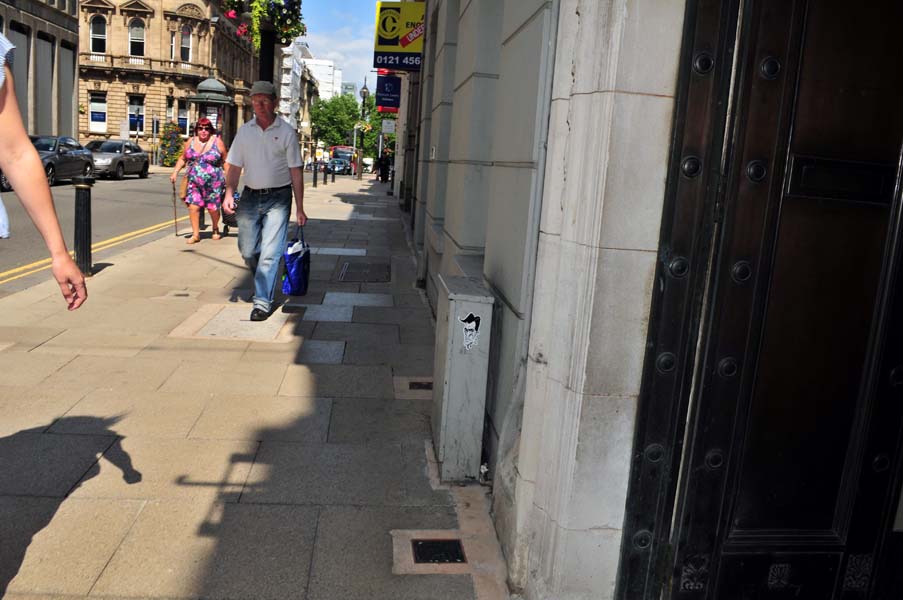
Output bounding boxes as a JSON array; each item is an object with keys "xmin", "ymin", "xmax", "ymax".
[{"xmin": 667, "ymin": 0, "xmax": 903, "ymax": 598}]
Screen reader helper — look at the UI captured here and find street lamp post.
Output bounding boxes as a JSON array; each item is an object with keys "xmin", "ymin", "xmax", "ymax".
[{"xmin": 357, "ymin": 80, "xmax": 369, "ymax": 180}]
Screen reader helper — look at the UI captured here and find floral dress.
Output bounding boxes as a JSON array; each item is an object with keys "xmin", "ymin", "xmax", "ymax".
[{"xmin": 184, "ymin": 137, "xmax": 225, "ymax": 209}]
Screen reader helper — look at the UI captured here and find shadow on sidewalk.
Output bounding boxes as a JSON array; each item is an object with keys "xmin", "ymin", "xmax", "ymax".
[{"xmin": 0, "ymin": 416, "xmax": 141, "ymax": 596}]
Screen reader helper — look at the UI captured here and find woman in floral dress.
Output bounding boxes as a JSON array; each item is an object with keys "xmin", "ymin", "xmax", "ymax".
[{"xmin": 170, "ymin": 117, "xmax": 228, "ymax": 243}]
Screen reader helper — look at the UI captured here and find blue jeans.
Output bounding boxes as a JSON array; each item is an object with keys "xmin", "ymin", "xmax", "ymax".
[{"xmin": 236, "ymin": 187, "xmax": 292, "ymax": 312}]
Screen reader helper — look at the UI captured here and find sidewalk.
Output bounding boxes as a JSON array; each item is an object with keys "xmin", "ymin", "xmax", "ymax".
[{"xmin": 0, "ymin": 176, "xmax": 507, "ymax": 599}]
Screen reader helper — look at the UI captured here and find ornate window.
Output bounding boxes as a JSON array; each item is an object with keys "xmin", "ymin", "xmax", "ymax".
[
  {"xmin": 90, "ymin": 16, "xmax": 106, "ymax": 54},
  {"xmin": 128, "ymin": 19, "xmax": 145, "ymax": 56},
  {"xmin": 180, "ymin": 25, "xmax": 192, "ymax": 62}
]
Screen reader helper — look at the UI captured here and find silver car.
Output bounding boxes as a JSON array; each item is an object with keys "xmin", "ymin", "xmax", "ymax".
[{"xmin": 85, "ymin": 140, "xmax": 150, "ymax": 180}]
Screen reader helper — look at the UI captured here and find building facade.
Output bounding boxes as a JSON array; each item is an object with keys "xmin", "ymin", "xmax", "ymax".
[
  {"xmin": 402, "ymin": 1, "xmax": 903, "ymax": 599},
  {"xmin": 76, "ymin": 0, "xmax": 258, "ymax": 150},
  {"xmin": 278, "ymin": 39, "xmax": 318, "ymax": 161},
  {"xmin": 299, "ymin": 55, "xmax": 341, "ymax": 100},
  {"xmin": 0, "ymin": 0, "xmax": 79, "ymax": 136}
]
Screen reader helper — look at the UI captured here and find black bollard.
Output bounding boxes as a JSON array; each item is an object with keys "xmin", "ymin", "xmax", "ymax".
[
  {"xmin": 72, "ymin": 175, "xmax": 95, "ymax": 276},
  {"xmin": 331, "ymin": 168, "xmax": 336, "ymax": 183},
  {"xmin": 312, "ymin": 161, "xmax": 317, "ymax": 188},
  {"xmin": 322, "ymin": 165, "xmax": 327, "ymax": 186}
]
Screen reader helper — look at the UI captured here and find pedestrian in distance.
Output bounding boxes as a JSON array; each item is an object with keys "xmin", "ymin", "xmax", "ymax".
[
  {"xmin": 0, "ymin": 32, "xmax": 86, "ymax": 310},
  {"xmin": 170, "ymin": 117, "xmax": 229, "ymax": 244},
  {"xmin": 223, "ymin": 80, "xmax": 307, "ymax": 322}
]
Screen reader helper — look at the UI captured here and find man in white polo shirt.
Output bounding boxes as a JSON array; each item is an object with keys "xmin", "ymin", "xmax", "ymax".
[{"xmin": 223, "ymin": 80, "xmax": 307, "ymax": 321}]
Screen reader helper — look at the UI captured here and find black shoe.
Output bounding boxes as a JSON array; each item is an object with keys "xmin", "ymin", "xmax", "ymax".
[{"xmin": 250, "ymin": 308, "xmax": 270, "ymax": 321}]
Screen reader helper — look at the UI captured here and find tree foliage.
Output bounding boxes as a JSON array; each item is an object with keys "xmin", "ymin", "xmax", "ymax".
[
  {"xmin": 310, "ymin": 93, "xmax": 398, "ymax": 160},
  {"xmin": 310, "ymin": 94, "xmax": 360, "ymax": 148}
]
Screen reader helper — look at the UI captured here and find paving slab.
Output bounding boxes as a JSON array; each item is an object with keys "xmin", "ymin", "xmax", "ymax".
[
  {"xmin": 279, "ymin": 364, "xmax": 394, "ymax": 398},
  {"xmin": 401, "ymin": 442, "xmax": 458, "ymax": 507},
  {"xmin": 352, "ymin": 306, "xmax": 433, "ymax": 326},
  {"xmin": 329, "ymin": 398, "xmax": 431, "ymax": 445},
  {"xmin": 313, "ymin": 321, "xmax": 400, "ymax": 344},
  {"xmin": 49, "ymin": 390, "xmax": 210, "ymax": 439},
  {"xmin": 0, "ymin": 352, "xmax": 74, "ymax": 387},
  {"xmin": 195, "ymin": 305, "xmax": 296, "ymax": 342},
  {"xmin": 301, "ymin": 304, "xmax": 354, "ymax": 322},
  {"xmin": 159, "ymin": 359, "xmax": 288, "ymax": 396},
  {"xmin": 241, "ymin": 442, "xmax": 406, "ymax": 506},
  {"xmin": 90, "ymin": 500, "xmax": 318, "ymax": 599},
  {"xmin": 38, "ymin": 300, "xmax": 192, "ymax": 336},
  {"xmin": 0, "ymin": 432, "xmax": 114, "ymax": 497},
  {"xmin": 68, "ymin": 438, "xmax": 257, "ymax": 502},
  {"xmin": 322, "ymin": 292, "xmax": 394, "ymax": 307},
  {"xmin": 308, "ymin": 506, "xmax": 473, "ymax": 600},
  {"xmin": 0, "ymin": 497, "xmax": 144, "ymax": 596},
  {"xmin": 0, "ymin": 387, "xmax": 84, "ymax": 436},
  {"xmin": 135, "ymin": 336, "xmax": 250, "ymax": 363},
  {"xmin": 38, "ymin": 354, "xmax": 180, "ymax": 397},
  {"xmin": 0, "ymin": 326, "xmax": 65, "ymax": 352},
  {"xmin": 344, "ymin": 341, "xmax": 434, "ymax": 376},
  {"xmin": 28, "ymin": 328, "xmax": 157, "ymax": 358},
  {"xmin": 188, "ymin": 394, "xmax": 332, "ymax": 443}
]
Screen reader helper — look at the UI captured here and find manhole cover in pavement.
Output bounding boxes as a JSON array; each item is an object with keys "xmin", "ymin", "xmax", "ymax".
[
  {"xmin": 411, "ymin": 539, "xmax": 467, "ymax": 564},
  {"xmin": 335, "ymin": 261, "xmax": 391, "ymax": 283}
]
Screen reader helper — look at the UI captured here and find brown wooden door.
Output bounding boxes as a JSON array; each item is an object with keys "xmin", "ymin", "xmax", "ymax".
[{"xmin": 664, "ymin": 1, "xmax": 903, "ymax": 598}]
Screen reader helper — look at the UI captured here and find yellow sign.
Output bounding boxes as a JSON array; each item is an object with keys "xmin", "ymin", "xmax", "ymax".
[
  {"xmin": 315, "ymin": 149, "xmax": 323, "ymax": 160},
  {"xmin": 373, "ymin": 1, "xmax": 425, "ymax": 71}
]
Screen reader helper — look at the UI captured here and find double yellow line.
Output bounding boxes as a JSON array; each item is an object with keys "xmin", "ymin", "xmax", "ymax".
[{"xmin": 0, "ymin": 216, "xmax": 190, "ymax": 285}]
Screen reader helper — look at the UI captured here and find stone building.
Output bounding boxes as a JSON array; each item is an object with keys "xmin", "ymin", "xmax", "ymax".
[
  {"xmin": 400, "ymin": 1, "xmax": 903, "ymax": 599},
  {"xmin": 0, "ymin": 0, "xmax": 79, "ymax": 136},
  {"xmin": 76, "ymin": 0, "xmax": 258, "ymax": 150}
]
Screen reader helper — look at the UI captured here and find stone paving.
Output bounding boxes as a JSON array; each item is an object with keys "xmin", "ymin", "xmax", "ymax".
[{"xmin": 0, "ymin": 176, "xmax": 506, "ymax": 599}]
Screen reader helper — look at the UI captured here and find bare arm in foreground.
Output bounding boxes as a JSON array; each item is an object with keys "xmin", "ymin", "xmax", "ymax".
[{"xmin": 0, "ymin": 65, "xmax": 86, "ymax": 309}]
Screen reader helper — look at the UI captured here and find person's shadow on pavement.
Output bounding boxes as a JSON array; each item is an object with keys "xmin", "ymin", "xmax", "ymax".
[{"xmin": 0, "ymin": 416, "xmax": 141, "ymax": 595}]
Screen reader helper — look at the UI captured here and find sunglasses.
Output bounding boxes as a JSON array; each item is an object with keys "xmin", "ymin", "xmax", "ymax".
[{"xmin": 197, "ymin": 126, "xmax": 214, "ymax": 131}]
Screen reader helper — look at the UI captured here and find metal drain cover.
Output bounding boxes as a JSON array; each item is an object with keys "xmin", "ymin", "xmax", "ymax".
[
  {"xmin": 409, "ymin": 381, "xmax": 433, "ymax": 391},
  {"xmin": 336, "ymin": 261, "xmax": 391, "ymax": 283},
  {"xmin": 411, "ymin": 539, "xmax": 466, "ymax": 564}
]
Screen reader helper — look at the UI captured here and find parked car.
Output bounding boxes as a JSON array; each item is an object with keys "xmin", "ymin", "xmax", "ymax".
[
  {"xmin": 326, "ymin": 158, "xmax": 352, "ymax": 175},
  {"xmin": 85, "ymin": 140, "xmax": 149, "ymax": 180},
  {"xmin": 29, "ymin": 136, "xmax": 94, "ymax": 186}
]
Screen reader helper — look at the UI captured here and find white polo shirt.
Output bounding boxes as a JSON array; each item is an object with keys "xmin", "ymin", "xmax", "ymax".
[{"xmin": 226, "ymin": 115, "xmax": 303, "ymax": 189}]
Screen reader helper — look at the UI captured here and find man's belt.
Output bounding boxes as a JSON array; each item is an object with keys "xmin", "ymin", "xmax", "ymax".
[{"xmin": 245, "ymin": 184, "xmax": 292, "ymax": 195}]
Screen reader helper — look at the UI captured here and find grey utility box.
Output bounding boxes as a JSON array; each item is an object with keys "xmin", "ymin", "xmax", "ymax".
[{"xmin": 432, "ymin": 274, "xmax": 495, "ymax": 482}]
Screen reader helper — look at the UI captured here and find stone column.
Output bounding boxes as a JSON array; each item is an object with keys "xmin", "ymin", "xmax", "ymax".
[{"xmin": 506, "ymin": 1, "xmax": 688, "ymax": 598}]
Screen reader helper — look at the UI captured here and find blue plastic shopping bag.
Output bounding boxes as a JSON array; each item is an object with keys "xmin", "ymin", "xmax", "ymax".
[{"xmin": 281, "ymin": 228, "xmax": 310, "ymax": 296}]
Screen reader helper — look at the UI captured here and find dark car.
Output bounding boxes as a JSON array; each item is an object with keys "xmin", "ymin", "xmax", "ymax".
[
  {"xmin": 326, "ymin": 158, "xmax": 352, "ymax": 175},
  {"xmin": 28, "ymin": 136, "xmax": 95, "ymax": 187},
  {"xmin": 85, "ymin": 140, "xmax": 150, "ymax": 180}
]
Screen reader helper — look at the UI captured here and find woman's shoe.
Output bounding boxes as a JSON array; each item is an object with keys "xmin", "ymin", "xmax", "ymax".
[
  {"xmin": 186, "ymin": 235, "xmax": 200, "ymax": 244},
  {"xmin": 211, "ymin": 229, "xmax": 222, "ymax": 241}
]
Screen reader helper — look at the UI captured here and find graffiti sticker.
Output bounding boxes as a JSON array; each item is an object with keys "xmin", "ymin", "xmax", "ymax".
[{"xmin": 460, "ymin": 313, "xmax": 481, "ymax": 351}]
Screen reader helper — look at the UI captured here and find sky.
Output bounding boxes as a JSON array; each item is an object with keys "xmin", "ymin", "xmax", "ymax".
[{"xmin": 300, "ymin": 0, "xmax": 379, "ymax": 96}]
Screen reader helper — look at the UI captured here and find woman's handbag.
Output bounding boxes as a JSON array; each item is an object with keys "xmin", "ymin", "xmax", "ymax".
[
  {"xmin": 178, "ymin": 175, "xmax": 189, "ymax": 199},
  {"xmin": 281, "ymin": 228, "xmax": 310, "ymax": 296}
]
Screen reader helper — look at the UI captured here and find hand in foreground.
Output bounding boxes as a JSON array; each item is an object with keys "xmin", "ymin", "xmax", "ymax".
[
  {"xmin": 51, "ymin": 255, "xmax": 87, "ymax": 310},
  {"xmin": 223, "ymin": 196, "xmax": 235, "ymax": 214},
  {"xmin": 297, "ymin": 208, "xmax": 307, "ymax": 227},
  {"xmin": 169, "ymin": 172, "xmax": 178, "ymax": 184}
]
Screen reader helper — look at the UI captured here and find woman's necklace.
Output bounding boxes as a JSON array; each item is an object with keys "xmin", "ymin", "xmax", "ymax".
[{"xmin": 194, "ymin": 136, "xmax": 212, "ymax": 155}]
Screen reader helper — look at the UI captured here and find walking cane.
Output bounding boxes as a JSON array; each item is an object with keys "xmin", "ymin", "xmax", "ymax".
[{"xmin": 171, "ymin": 181, "xmax": 179, "ymax": 237}]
